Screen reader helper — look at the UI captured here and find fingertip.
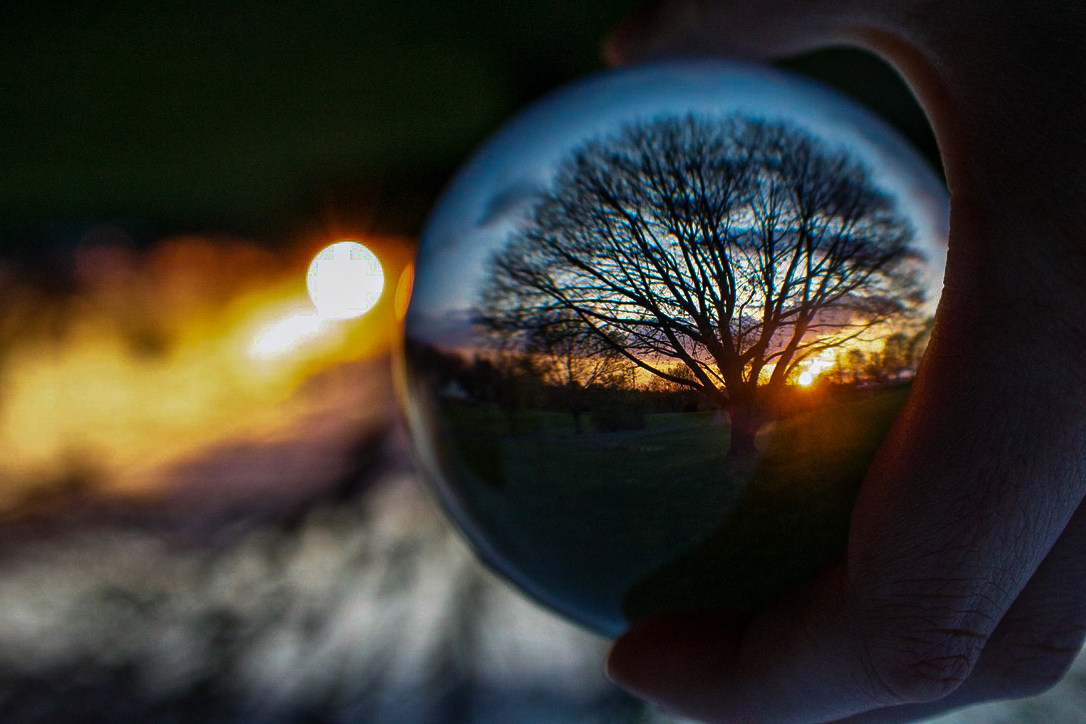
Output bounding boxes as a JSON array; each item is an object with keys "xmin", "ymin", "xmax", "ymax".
[
  {"xmin": 606, "ymin": 617, "xmax": 672, "ymax": 693},
  {"xmin": 606, "ymin": 611, "xmax": 749, "ymax": 705}
]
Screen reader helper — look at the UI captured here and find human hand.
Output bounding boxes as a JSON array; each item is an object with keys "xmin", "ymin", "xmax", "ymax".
[{"xmin": 603, "ymin": 1, "xmax": 1086, "ymax": 722}]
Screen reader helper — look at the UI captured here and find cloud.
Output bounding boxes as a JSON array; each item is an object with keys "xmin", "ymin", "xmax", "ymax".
[{"xmin": 476, "ymin": 181, "xmax": 543, "ymax": 228}]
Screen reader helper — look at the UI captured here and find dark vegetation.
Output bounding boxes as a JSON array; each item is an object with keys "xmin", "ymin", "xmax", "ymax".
[{"xmin": 407, "ymin": 335, "xmax": 913, "ymax": 628}]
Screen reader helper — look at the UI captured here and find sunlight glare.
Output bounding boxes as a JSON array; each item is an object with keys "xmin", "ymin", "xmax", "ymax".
[
  {"xmin": 795, "ymin": 349, "xmax": 836, "ymax": 387},
  {"xmin": 249, "ymin": 313, "xmax": 324, "ymax": 359},
  {"xmin": 307, "ymin": 241, "xmax": 384, "ymax": 320}
]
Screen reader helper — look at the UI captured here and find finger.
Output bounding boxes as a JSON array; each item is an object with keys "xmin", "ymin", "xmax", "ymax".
[
  {"xmin": 608, "ymin": 566, "xmax": 886, "ymax": 723},
  {"xmin": 608, "ymin": 236, "xmax": 1086, "ymax": 724},
  {"xmin": 829, "ymin": 498, "xmax": 1086, "ymax": 724},
  {"xmin": 606, "ymin": 2, "xmax": 1086, "ymax": 722}
]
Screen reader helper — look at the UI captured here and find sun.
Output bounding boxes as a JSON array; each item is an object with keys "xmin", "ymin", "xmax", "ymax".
[{"xmin": 306, "ymin": 241, "xmax": 384, "ymax": 320}]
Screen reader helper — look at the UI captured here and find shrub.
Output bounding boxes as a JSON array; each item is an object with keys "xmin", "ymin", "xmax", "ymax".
[{"xmin": 591, "ymin": 393, "xmax": 647, "ymax": 432}]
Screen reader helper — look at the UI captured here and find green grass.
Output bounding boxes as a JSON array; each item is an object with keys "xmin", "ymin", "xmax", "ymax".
[
  {"xmin": 434, "ymin": 387, "xmax": 910, "ymax": 633},
  {"xmin": 622, "ymin": 387, "xmax": 909, "ymax": 621}
]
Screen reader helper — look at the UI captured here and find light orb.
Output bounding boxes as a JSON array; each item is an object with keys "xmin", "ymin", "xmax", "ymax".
[
  {"xmin": 399, "ymin": 61, "xmax": 948, "ymax": 637},
  {"xmin": 307, "ymin": 241, "xmax": 384, "ymax": 320}
]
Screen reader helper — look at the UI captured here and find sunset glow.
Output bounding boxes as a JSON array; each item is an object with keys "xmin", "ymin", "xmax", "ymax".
[
  {"xmin": 795, "ymin": 349, "xmax": 837, "ymax": 387},
  {"xmin": 0, "ymin": 234, "xmax": 411, "ymax": 509}
]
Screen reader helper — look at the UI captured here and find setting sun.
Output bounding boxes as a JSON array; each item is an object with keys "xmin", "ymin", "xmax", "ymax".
[{"xmin": 307, "ymin": 241, "xmax": 384, "ymax": 320}]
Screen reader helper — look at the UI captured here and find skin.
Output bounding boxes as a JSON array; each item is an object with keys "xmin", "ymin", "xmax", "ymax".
[{"xmin": 602, "ymin": 1, "xmax": 1086, "ymax": 722}]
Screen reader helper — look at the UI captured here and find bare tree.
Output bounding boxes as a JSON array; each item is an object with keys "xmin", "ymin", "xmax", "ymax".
[
  {"xmin": 478, "ymin": 115, "xmax": 926, "ymax": 456},
  {"xmin": 524, "ymin": 310, "xmax": 631, "ymax": 434},
  {"xmin": 645, "ymin": 362, "xmax": 698, "ymax": 395}
]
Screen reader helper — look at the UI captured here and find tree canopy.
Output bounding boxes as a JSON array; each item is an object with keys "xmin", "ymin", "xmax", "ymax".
[{"xmin": 477, "ymin": 114, "xmax": 926, "ymax": 453}]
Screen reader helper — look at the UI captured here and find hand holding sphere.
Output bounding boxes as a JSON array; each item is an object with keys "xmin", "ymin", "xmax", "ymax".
[
  {"xmin": 402, "ymin": 2, "xmax": 1086, "ymax": 721},
  {"xmin": 401, "ymin": 62, "xmax": 947, "ymax": 636},
  {"xmin": 600, "ymin": 2, "xmax": 1086, "ymax": 724}
]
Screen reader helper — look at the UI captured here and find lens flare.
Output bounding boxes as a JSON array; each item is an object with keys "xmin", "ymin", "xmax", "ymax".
[{"xmin": 249, "ymin": 313, "xmax": 324, "ymax": 359}]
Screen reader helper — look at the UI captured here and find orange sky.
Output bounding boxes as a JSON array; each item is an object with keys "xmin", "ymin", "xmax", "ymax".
[{"xmin": 0, "ymin": 233, "xmax": 413, "ymax": 512}]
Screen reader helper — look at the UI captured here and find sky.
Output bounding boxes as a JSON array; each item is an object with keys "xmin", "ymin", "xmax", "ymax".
[
  {"xmin": 407, "ymin": 59, "xmax": 950, "ymax": 342},
  {"xmin": 0, "ymin": 2, "xmax": 942, "ymax": 246},
  {"xmin": 0, "ymin": 0, "xmax": 635, "ymax": 240}
]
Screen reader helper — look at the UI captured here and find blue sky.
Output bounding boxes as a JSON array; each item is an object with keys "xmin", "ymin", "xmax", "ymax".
[{"xmin": 407, "ymin": 59, "xmax": 949, "ymax": 342}]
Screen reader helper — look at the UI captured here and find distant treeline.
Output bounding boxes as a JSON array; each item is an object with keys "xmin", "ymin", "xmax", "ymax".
[{"xmin": 405, "ymin": 337, "xmax": 921, "ymax": 435}]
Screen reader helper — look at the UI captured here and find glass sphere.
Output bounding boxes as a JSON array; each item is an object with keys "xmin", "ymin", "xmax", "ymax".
[{"xmin": 400, "ymin": 60, "xmax": 948, "ymax": 637}]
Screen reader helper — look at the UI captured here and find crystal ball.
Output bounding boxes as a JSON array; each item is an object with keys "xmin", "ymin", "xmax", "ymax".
[{"xmin": 399, "ymin": 60, "xmax": 948, "ymax": 637}]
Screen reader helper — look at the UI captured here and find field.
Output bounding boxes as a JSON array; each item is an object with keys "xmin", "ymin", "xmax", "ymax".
[
  {"xmin": 434, "ymin": 386, "xmax": 911, "ymax": 635},
  {"xmin": 623, "ymin": 387, "xmax": 908, "ymax": 621}
]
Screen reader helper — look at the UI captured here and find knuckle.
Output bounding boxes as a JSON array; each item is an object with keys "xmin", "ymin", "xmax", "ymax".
[
  {"xmin": 857, "ymin": 588, "xmax": 1001, "ymax": 704},
  {"xmin": 864, "ymin": 625, "xmax": 986, "ymax": 704}
]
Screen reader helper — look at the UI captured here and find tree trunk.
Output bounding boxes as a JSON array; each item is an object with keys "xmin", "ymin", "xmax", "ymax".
[
  {"xmin": 571, "ymin": 408, "xmax": 584, "ymax": 435},
  {"xmin": 726, "ymin": 385, "xmax": 782, "ymax": 459},
  {"xmin": 726, "ymin": 402, "xmax": 763, "ymax": 459}
]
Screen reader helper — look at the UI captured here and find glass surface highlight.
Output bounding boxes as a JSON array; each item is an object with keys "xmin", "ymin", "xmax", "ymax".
[{"xmin": 400, "ymin": 60, "xmax": 949, "ymax": 637}]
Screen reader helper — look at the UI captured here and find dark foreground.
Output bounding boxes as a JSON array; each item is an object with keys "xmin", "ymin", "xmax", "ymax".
[{"xmin": 0, "ymin": 430, "xmax": 1082, "ymax": 723}]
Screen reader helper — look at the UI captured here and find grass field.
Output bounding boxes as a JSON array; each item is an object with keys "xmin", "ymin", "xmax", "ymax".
[
  {"xmin": 623, "ymin": 387, "xmax": 909, "ymax": 622},
  {"xmin": 434, "ymin": 386, "xmax": 910, "ymax": 635}
]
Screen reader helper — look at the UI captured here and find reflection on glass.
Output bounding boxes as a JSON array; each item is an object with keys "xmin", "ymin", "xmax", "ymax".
[{"xmin": 401, "ymin": 61, "xmax": 948, "ymax": 637}]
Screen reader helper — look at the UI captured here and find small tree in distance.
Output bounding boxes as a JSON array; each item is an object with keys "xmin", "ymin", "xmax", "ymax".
[
  {"xmin": 526, "ymin": 310, "xmax": 631, "ymax": 434},
  {"xmin": 478, "ymin": 114, "xmax": 927, "ymax": 457}
]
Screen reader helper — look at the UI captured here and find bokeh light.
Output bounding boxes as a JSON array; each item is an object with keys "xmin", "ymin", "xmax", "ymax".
[{"xmin": 306, "ymin": 241, "xmax": 384, "ymax": 320}]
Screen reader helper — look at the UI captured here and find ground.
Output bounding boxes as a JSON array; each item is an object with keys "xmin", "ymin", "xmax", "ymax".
[{"xmin": 435, "ymin": 386, "xmax": 908, "ymax": 634}]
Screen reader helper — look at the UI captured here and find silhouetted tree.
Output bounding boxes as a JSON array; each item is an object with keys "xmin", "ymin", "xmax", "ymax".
[
  {"xmin": 525, "ymin": 311, "xmax": 630, "ymax": 433},
  {"xmin": 479, "ymin": 115, "xmax": 926, "ymax": 456},
  {"xmin": 907, "ymin": 316, "xmax": 935, "ymax": 370},
  {"xmin": 644, "ymin": 362, "xmax": 698, "ymax": 395},
  {"xmin": 844, "ymin": 348, "xmax": 868, "ymax": 385}
]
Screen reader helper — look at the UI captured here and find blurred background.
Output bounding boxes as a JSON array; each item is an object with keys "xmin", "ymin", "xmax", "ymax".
[{"xmin": 0, "ymin": 2, "xmax": 1082, "ymax": 722}]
